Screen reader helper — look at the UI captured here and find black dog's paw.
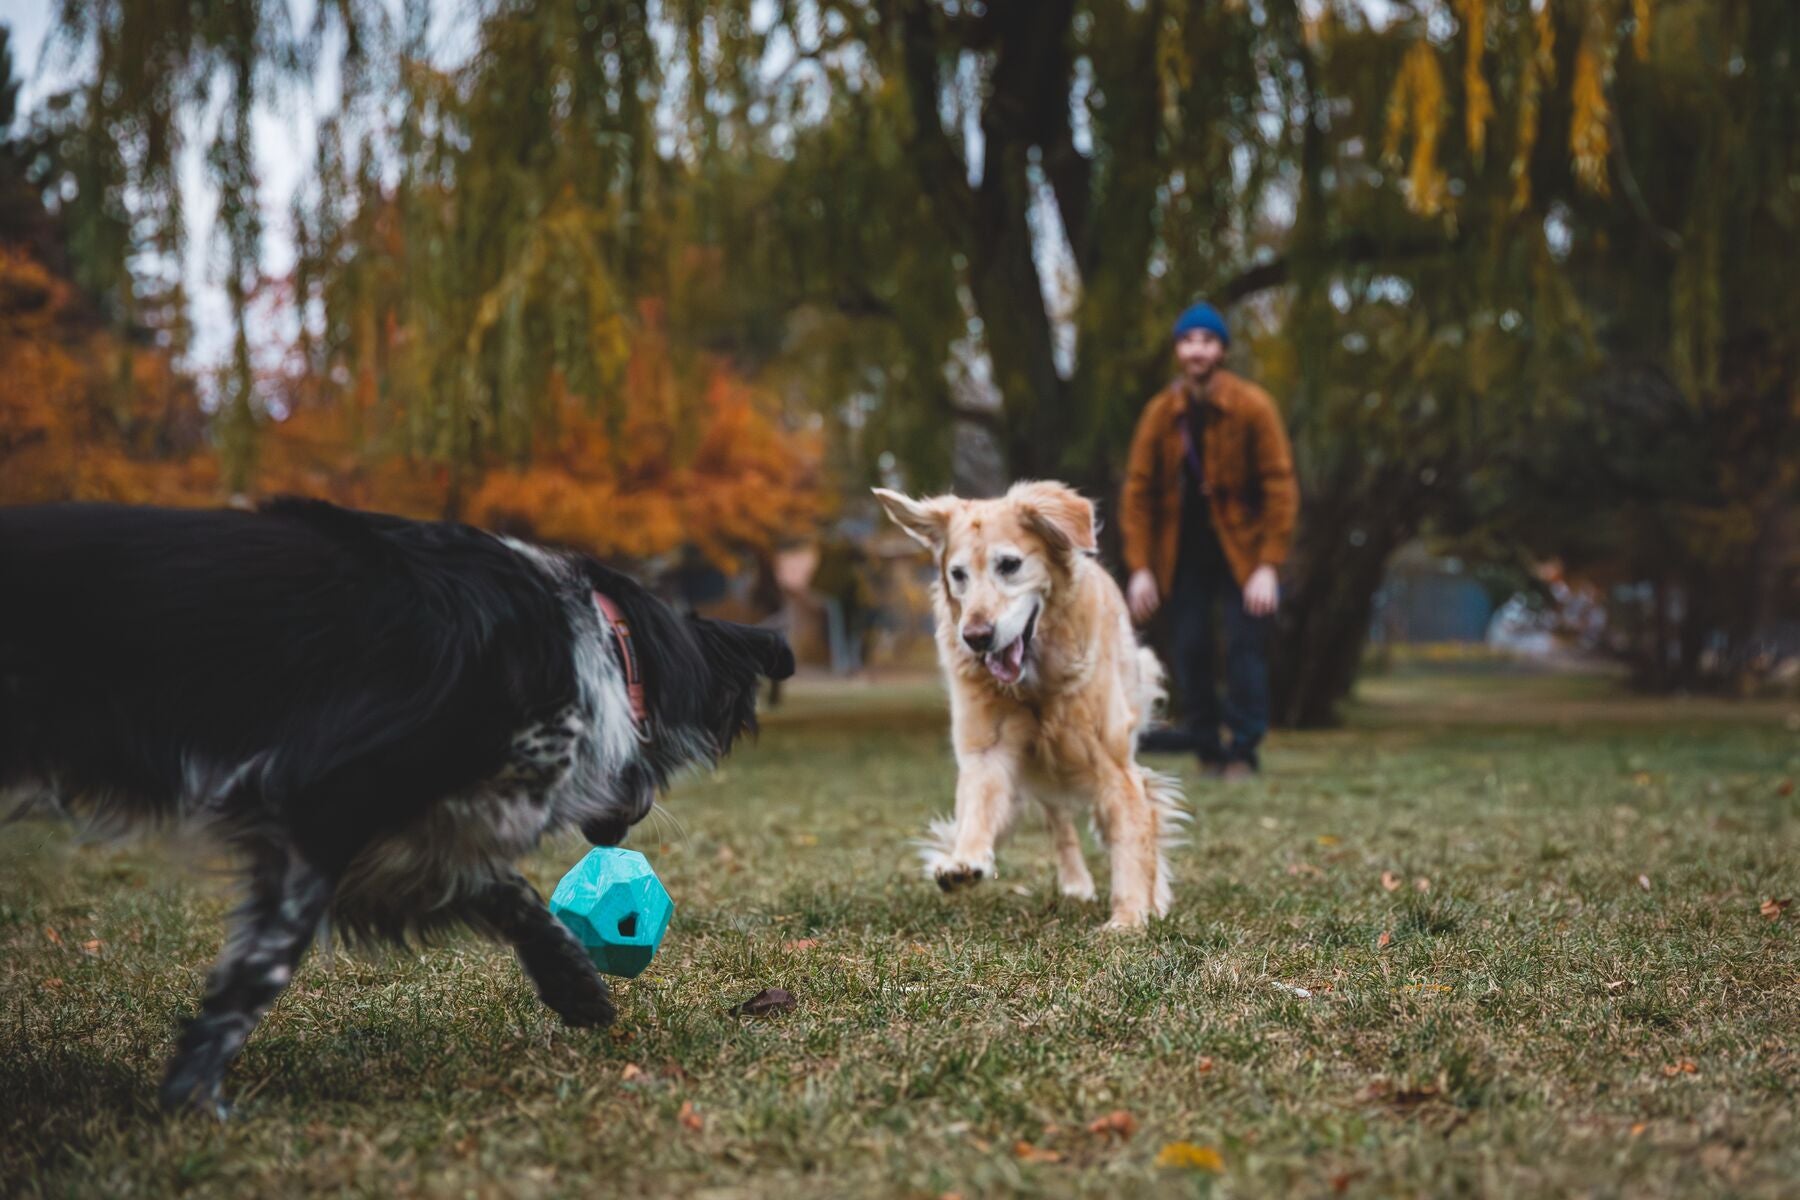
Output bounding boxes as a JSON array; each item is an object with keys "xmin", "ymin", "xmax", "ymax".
[
  {"xmin": 158, "ymin": 1066, "xmax": 231, "ymax": 1121},
  {"xmin": 935, "ymin": 864, "xmax": 986, "ymax": 892},
  {"xmin": 546, "ymin": 982, "xmax": 617, "ymax": 1028}
]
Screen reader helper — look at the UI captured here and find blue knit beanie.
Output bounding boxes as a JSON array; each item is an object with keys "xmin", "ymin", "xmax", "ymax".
[{"xmin": 1172, "ymin": 301, "xmax": 1230, "ymax": 346}]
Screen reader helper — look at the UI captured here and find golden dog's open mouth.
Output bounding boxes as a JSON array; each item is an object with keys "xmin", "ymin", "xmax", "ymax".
[{"xmin": 985, "ymin": 603, "xmax": 1039, "ymax": 685}]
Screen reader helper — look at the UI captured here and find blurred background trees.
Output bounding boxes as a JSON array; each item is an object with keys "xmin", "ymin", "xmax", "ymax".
[{"xmin": 2, "ymin": 2, "xmax": 1794, "ymax": 718}]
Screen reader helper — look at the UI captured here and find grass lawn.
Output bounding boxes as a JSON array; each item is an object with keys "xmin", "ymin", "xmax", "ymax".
[{"xmin": 3, "ymin": 668, "xmax": 1797, "ymax": 1197}]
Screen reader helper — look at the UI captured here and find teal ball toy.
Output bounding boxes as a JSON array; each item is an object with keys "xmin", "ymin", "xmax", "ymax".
[{"xmin": 548, "ymin": 847, "xmax": 674, "ymax": 978}]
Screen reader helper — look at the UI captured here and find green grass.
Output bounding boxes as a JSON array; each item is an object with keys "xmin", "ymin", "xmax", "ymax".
[{"xmin": 3, "ymin": 670, "xmax": 1797, "ymax": 1197}]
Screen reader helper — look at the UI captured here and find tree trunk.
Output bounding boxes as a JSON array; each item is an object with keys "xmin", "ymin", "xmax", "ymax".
[{"xmin": 1272, "ymin": 467, "xmax": 1420, "ymax": 728}]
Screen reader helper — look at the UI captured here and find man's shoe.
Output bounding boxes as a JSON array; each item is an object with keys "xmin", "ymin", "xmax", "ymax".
[{"xmin": 1221, "ymin": 761, "xmax": 1257, "ymax": 783}]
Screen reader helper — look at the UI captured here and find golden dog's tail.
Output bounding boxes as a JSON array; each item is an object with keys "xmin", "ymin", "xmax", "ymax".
[{"xmin": 1140, "ymin": 765, "xmax": 1189, "ymax": 917}]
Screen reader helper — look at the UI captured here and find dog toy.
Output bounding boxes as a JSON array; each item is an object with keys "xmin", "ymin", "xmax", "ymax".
[{"xmin": 548, "ymin": 847, "xmax": 674, "ymax": 978}]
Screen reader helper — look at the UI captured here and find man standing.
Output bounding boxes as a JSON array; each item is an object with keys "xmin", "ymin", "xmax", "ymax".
[{"xmin": 1120, "ymin": 302, "xmax": 1299, "ymax": 778}]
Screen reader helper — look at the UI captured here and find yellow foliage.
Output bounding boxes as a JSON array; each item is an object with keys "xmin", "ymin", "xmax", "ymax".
[
  {"xmin": 1632, "ymin": 0, "xmax": 1653, "ymax": 61},
  {"xmin": 1455, "ymin": 0, "xmax": 1495, "ymax": 162},
  {"xmin": 1570, "ymin": 32, "xmax": 1613, "ymax": 196},
  {"xmin": 1510, "ymin": 4, "xmax": 1557, "ymax": 212},
  {"xmin": 1384, "ymin": 42, "xmax": 1450, "ymax": 216}
]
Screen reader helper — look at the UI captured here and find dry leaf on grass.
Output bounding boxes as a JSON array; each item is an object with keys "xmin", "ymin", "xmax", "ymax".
[
  {"xmin": 782, "ymin": 938, "xmax": 820, "ymax": 952},
  {"xmin": 1012, "ymin": 1141, "xmax": 1063, "ymax": 1164},
  {"xmin": 1414, "ymin": 877, "xmax": 1431, "ymax": 893},
  {"xmin": 1377, "ymin": 930, "xmax": 1392, "ymax": 950},
  {"xmin": 728, "ymin": 987, "xmax": 796, "ymax": 1016},
  {"xmin": 1630, "ymin": 1122, "xmax": 1648, "ymax": 1137},
  {"xmin": 1760, "ymin": 898, "xmax": 1791, "ymax": 921},
  {"xmin": 677, "ymin": 1100, "xmax": 703, "ymax": 1131},
  {"xmin": 1662, "ymin": 1060, "xmax": 1698, "ymax": 1077},
  {"xmin": 42, "ymin": 926, "xmax": 61, "ymax": 945},
  {"xmin": 620, "ymin": 1063, "xmax": 645, "ymax": 1082},
  {"xmin": 1197, "ymin": 1056, "xmax": 1215, "ymax": 1073},
  {"xmin": 42, "ymin": 977, "xmax": 62, "ymax": 990},
  {"xmin": 80, "ymin": 939, "xmax": 102, "ymax": 954},
  {"xmin": 1604, "ymin": 979, "xmax": 1631, "ymax": 993},
  {"xmin": 1381, "ymin": 871, "xmax": 1401, "ymax": 892},
  {"xmin": 1638, "ymin": 874, "xmax": 1652, "ymax": 892},
  {"xmin": 1155, "ymin": 1142, "xmax": 1224, "ymax": 1171},
  {"xmin": 1086, "ymin": 1110, "xmax": 1138, "ymax": 1140},
  {"xmin": 1316, "ymin": 835, "xmax": 1340, "ymax": 846}
]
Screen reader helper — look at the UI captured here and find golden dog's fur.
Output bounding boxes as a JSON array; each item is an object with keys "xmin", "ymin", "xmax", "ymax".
[{"xmin": 875, "ymin": 481, "xmax": 1186, "ymax": 929}]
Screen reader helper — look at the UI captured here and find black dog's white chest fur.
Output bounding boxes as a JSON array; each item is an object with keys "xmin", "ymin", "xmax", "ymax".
[{"xmin": 0, "ymin": 498, "xmax": 793, "ymax": 1114}]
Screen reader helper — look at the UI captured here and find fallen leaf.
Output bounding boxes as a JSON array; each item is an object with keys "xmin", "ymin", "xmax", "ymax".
[
  {"xmin": 792, "ymin": 833, "xmax": 819, "ymax": 847},
  {"xmin": 1632, "ymin": 771, "xmax": 1653, "ymax": 786},
  {"xmin": 1377, "ymin": 930, "xmax": 1392, "ymax": 950},
  {"xmin": 1760, "ymin": 898, "xmax": 1791, "ymax": 921},
  {"xmin": 1381, "ymin": 871, "xmax": 1401, "ymax": 892},
  {"xmin": 42, "ymin": 926, "xmax": 61, "ymax": 945},
  {"xmin": 1414, "ymin": 877, "xmax": 1431, "ymax": 893},
  {"xmin": 1271, "ymin": 981, "xmax": 1313, "ymax": 999},
  {"xmin": 1316, "ymin": 835, "xmax": 1340, "ymax": 846},
  {"xmin": 677, "ymin": 1100, "xmax": 703, "ymax": 1131},
  {"xmin": 42, "ymin": 977, "xmax": 62, "ymax": 990},
  {"xmin": 1661, "ymin": 1060, "xmax": 1698, "ymax": 1077},
  {"xmin": 728, "ymin": 987, "xmax": 797, "ymax": 1017},
  {"xmin": 1197, "ymin": 1056, "xmax": 1215, "ymax": 1073},
  {"xmin": 1286, "ymin": 862, "xmax": 1324, "ymax": 878},
  {"xmin": 1638, "ymin": 874, "xmax": 1652, "ymax": 892},
  {"xmin": 1778, "ymin": 779, "xmax": 1794, "ymax": 797},
  {"xmin": 1330, "ymin": 1169, "xmax": 1367, "ymax": 1193},
  {"xmin": 81, "ymin": 939, "xmax": 102, "ymax": 954},
  {"xmin": 1604, "ymin": 979, "xmax": 1631, "ymax": 993},
  {"xmin": 1012, "ymin": 1141, "xmax": 1063, "ymax": 1164},
  {"xmin": 783, "ymin": 938, "xmax": 820, "ymax": 952},
  {"xmin": 1630, "ymin": 1123, "xmax": 1648, "ymax": 1137},
  {"xmin": 1086, "ymin": 1110, "xmax": 1138, "ymax": 1140},
  {"xmin": 620, "ymin": 1063, "xmax": 645, "ymax": 1082},
  {"xmin": 1155, "ymin": 1142, "xmax": 1224, "ymax": 1171}
]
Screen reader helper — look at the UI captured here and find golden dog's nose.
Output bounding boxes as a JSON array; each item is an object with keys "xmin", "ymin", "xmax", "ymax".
[{"xmin": 962, "ymin": 623, "xmax": 995, "ymax": 652}]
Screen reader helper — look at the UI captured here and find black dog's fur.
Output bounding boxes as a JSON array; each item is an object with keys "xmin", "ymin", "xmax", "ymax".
[{"xmin": 0, "ymin": 498, "xmax": 793, "ymax": 1114}]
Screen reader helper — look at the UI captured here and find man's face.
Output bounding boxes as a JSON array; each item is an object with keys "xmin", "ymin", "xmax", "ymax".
[{"xmin": 1175, "ymin": 329, "xmax": 1226, "ymax": 382}]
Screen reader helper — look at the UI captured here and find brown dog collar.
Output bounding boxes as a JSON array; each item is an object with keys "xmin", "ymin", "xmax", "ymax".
[{"xmin": 592, "ymin": 590, "xmax": 649, "ymax": 735}]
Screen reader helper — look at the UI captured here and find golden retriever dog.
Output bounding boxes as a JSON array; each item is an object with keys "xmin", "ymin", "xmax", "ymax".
[{"xmin": 874, "ymin": 481, "xmax": 1186, "ymax": 929}]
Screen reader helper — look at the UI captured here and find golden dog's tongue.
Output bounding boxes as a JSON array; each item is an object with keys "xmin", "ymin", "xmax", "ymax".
[{"xmin": 987, "ymin": 637, "xmax": 1026, "ymax": 684}]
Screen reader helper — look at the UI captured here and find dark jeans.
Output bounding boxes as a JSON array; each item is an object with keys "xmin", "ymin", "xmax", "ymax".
[{"xmin": 1168, "ymin": 530, "xmax": 1271, "ymax": 767}]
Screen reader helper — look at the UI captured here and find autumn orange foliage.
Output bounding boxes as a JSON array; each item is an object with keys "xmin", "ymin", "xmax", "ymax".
[
  {"xmin": 3, "ymin": 245, "xmax": 820, "ymax": 570},
  {"xmin": 469, "ymin": 310, "xmax": 822, "ymax": 567},
  {"xmin": 0, "ymin": 246, "xmax": 218, "ymax": 506}
]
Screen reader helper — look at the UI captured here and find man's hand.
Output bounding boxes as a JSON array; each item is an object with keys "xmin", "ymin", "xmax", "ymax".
[
  {"xmin": 1127, "ymin": 569, "xmax": 1160, "ymax": 624},
  {"xmin": 1243, "ymin": 565, "xmax": 1280, "ymax": 617}
]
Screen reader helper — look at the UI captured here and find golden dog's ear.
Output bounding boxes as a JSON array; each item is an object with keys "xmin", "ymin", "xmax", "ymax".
[
  {"xmin": 1011, "ymin": 481, "xmax": 1098, "ymax": 558},
  {"xmin": 872, "ymin": 488, "xmax": 956, "ymax": 553}
]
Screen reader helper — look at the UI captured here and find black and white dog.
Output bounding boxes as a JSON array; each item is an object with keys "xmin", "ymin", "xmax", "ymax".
[{"xmin": 0, "ymin": 498, "xmax": 793, "ymax": 1114}]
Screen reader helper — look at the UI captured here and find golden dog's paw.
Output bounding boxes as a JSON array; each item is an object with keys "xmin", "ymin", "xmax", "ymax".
[
  {"xmin": 1100, "ymin": 912, "xmax": 1151, "ymax": 933},
  {"xmin": 1059, "ymin": 878, "xmax": 1099, "ymax": 902},
  {"xmin": 934, "ymin": 862, "xmax": 988, "ymax": 891}
]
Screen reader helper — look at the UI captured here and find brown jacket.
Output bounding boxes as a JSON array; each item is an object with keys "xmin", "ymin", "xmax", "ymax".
[{"xmin": 1120, "ymin": 370, "xmax": 1299, "ymax": 594}]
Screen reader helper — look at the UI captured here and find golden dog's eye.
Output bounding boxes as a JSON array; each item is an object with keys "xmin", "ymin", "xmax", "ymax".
[
  {"xmin": 996, "ymin": 556, "xmax": 1022, "ymax": 577},
  {"xmin": 949, "ymin": 566, "xmax": 967, "ymax": 586}
]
